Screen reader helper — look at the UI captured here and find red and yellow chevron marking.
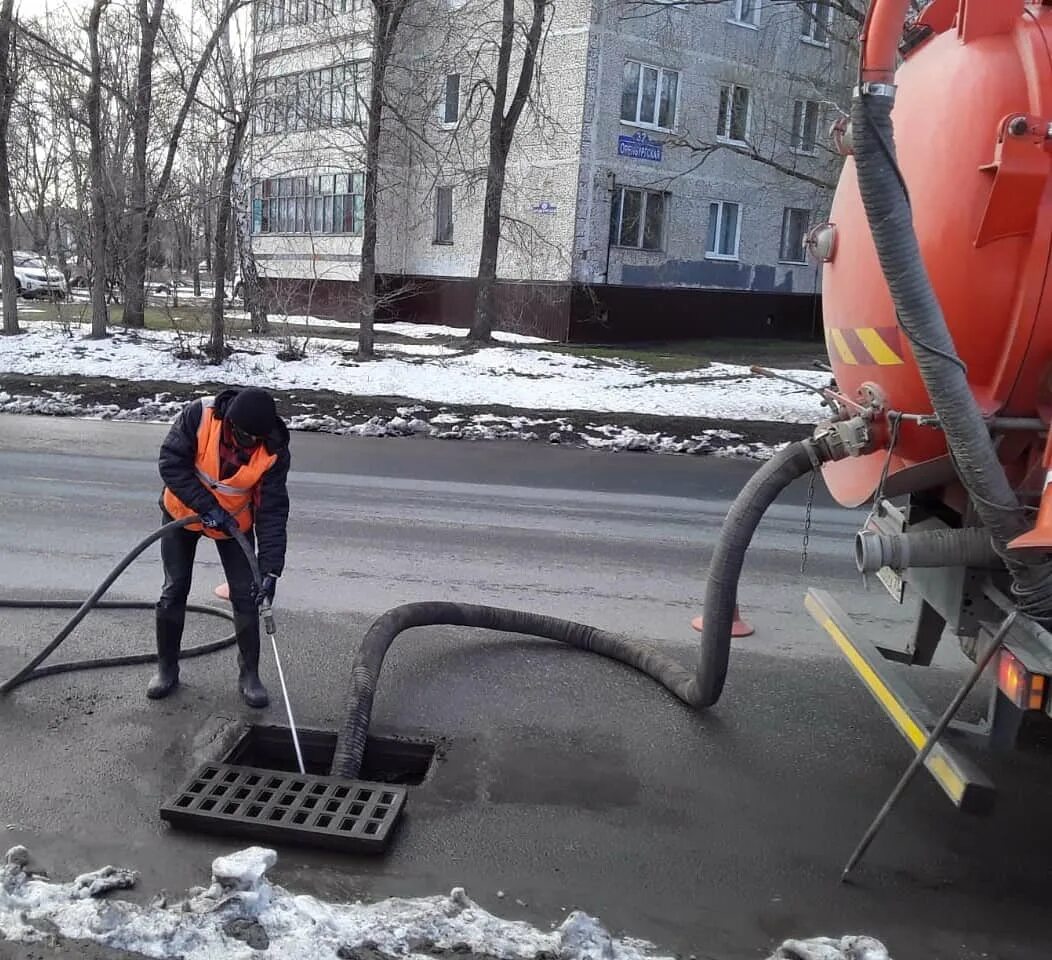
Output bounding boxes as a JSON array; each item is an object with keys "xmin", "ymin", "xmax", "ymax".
[{"xmin": 826, "ymin": 326, "xmax": 905, "ymax": 366}]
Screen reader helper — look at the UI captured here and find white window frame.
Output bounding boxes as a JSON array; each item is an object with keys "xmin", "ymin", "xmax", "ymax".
[
  {"xmin": 800, "ymin": 1, "xmax": 833, "ymax": 46},
  {"xmin": 611, "ymin": 186, "xmax": 668, "ymax": 251},
  {"xmin": 716, "ymin": 84, "xmax": 751, "ymax": 145},
  {"xmin": 728, "ymin": 0, "xmax": 760, "ymax": 29},
  {"xmin": 434, "ymin": 186, "xmax": 454, "ymax": 244},
  {"xmin": 791, "ymin": 99, "xmax": 820, "ymax": 155},
  {"xmin": 706, "ymin": 201, "xmax": 742, "ymax": 261},
  {"xmin": 442, "ymin": 73, "xmax": 461, "ymax": 127},
  {"xmin": 621, "ymin": 60, "xmax": 680, "ymax": 133},
  {"xmin": 779, "ymin": 207, "xmax": 810, "ymax": 264}
]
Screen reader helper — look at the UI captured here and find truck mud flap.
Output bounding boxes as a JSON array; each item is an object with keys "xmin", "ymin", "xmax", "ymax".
[{"xmin": 805, "ymin": 588, "xmax": 995, "ymax": 814}]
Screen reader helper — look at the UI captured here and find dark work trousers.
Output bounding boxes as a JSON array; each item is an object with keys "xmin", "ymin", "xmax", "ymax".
[{"xmin": 156, "ymin": 511, "xmax": 258, "ymax": 622}]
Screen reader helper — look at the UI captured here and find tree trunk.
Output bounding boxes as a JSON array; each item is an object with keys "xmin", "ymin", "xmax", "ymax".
[
  {"xmin": 123, "ymin": 0, "xmax": 164, "ymax": 329},
  {"xmin": 471, "ymin": 150, "xmax": 507, "ymax": 344},
  {"xmin": 53, "ymin": 180, "xmax": 70, "ymax": 288},
  {"xmin": 203, "ymin": 199, "xmax": 213, "ymax": 280},
  {"xmin": 0, "ymin": 0, "xmax": 18, "ymax": 335},
  {"xmin": 86, "ymin": 0, "xmax": 111, "ymax": 339},
  {"xmin": 210, "ymin": 113, "xmax": 249, "ymax": 363},
  {"xmin": 234, "ymin": 172, "xmax": 267, "ymax": 333},
  {"xmin": 170, "ymin": 223, "xmax": 181, "ymax": 307},
  {"xmin": 357, "ymin": 7, "xmax": 394, "ymax": 361},
  {"xmin": 468, "ymin": 0, "xmax": 547, "ymax": 343}
]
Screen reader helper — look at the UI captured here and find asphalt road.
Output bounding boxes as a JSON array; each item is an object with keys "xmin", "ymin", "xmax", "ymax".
[{"xmin": 1, "ymin": 416, "xmax": 1050, "ymax": 960}]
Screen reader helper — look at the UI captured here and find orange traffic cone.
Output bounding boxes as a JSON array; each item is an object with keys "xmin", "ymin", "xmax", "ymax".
[{"xmin": 691, "ymin": 605, "xmax": 755, "ymax": 638}]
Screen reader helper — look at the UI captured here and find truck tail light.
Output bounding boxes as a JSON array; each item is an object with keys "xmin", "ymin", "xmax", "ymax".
[{"xmin": 998, "ymin": 650, "xmax": 1047, "ymax": 711}]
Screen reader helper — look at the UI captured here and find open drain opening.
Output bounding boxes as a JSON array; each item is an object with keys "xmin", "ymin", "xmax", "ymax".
[{"xmin": 224, "ymin": 725, "xmax": 437, "ymax": 785}]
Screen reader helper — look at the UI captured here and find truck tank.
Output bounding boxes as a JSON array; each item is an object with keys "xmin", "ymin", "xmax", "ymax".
[{"xmin": 818, "ymin": 0, "xmax": 1052, "ymax": 510}]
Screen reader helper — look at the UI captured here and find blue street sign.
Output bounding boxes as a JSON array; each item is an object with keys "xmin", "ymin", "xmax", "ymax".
[{"xmin": 618, "ymin": 131, "xmax": 662, "ymax": 162}]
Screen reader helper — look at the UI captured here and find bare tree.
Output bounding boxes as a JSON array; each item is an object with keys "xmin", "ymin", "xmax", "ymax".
[
  {"xmin": 355, "ymin": 0, "xmax": 412, "ymax": 358},
  {"xmin": 86, "ymin": 0, "xmax": 112, "ymax": 338},
  {"xmin": 206, "ymin": 15, "xmax": 256, "ymax": 361},
  {"xmin": 0, "ymin": 0, "xmax": 19, "ymax": 336},
  {"xmin": 121, "ymin": 0, "xmax": 164, "ymax": 328},
  {"xmin": 466, "ymin": 0, "xmax": 549, "ymax": 343},
  {"xmin": 121, "ymin": 0, "xmax": 250, "ymax": 330}
]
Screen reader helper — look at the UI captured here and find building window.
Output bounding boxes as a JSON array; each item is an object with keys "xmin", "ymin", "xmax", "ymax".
[
  {"xmin": 706, "ymin": 201, "xmax": 741, "ymax": 260},
  {"xmin": 717, "ymin": 85, "xmax": 750, "ymax": 143},
  {"xmin": 800, "ymin": 1, "xmax": 833, "ymax": 45},
  {"xmin": 255, "ymin": 62, "xmax": 363, "ymax": 136},
  {"xmin": 621, "ymin": 61, "xmax": 679, "ymax": 131},
  {"xmin": 610, "ymin": 187, "xmax": 666, "ymax": 251},
  {"xmin": 257, "ymin": 0, "xmax": 353, "ymax": 33},
  {"xmin": 252, "ymin": 173, "xmax": 364, "ymax": 235},
  {"xmin": 780, "ymin": 208, "xmax": 810, "ymax": 263},
  {"xmin": 791, "ymin": 100, "xmax": 819, "ymax": 154},
  {"xmin": 729, "ymin": 0, "xmax": 760, "ymax": 27},
  {"xmin": 434, "ymin": 186, "xmax": 454, "ymax": 244},
  {"xmin": 443, "ymin": 74, "xmax": 461, "ymax": 125}
]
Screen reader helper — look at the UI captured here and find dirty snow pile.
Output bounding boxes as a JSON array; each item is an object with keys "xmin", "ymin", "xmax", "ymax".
[
  {"xmin": 0, "ymin": 388, "xmax": 186, "ymax": 421},
  {"xmin": 0, "ymin": 844, "xmax": 890, "ymax": 960},
  {"xmin": 0, "ymin": 324, "xmax": 828, "ymax": 422},
  {"xmin": 0, "ymin": 388, "xmax": 786, "ymax": 459}
]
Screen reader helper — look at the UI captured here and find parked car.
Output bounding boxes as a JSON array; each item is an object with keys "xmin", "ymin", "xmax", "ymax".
[{"xmin": 3, "ymin": 251, "xmax": 67, "ymax": 299}]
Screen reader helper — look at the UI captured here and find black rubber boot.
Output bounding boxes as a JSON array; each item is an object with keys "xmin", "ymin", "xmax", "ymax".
[
  {"xmin": 235, "ymin": 612, "xmax": 270, "ymax": 709},
  {"xmin": 147, "ymin": 611, "xmax": 183, "ymax": 700}
]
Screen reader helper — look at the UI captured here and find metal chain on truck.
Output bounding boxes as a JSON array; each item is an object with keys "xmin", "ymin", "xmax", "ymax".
[{"xmin": 801, "ymin": 471, "xmax": 815, "ymax": 574}]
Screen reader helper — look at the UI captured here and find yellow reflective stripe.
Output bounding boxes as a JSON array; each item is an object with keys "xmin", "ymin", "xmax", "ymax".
[
  {"xmin": 829, "ymin": 328, "xmax": 858, "ymax": 365},
  {"xmin": 856, "ymin": 327, "xmax": 902, "ymax": 365},
  {"xmin": 927, "ymin": 755, "xmax": 964, "ymax": 799},
  {"xmin": 806, "ymin": 598, "xmax": 966, "ymax": 804}
]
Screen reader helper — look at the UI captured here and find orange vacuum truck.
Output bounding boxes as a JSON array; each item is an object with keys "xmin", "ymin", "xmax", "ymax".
[{"xmin": 696, "ymin": 0, "xmax": 1052, "ymax": 870}]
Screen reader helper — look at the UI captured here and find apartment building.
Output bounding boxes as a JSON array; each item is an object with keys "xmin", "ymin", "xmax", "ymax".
[{"xmin": 249, "ymin": 0, "xmax": 854, "ymax": 338}]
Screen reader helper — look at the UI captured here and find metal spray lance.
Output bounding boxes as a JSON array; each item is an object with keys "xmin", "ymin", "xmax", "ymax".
[{"xmin": 260, "ymin": 599, "xmax": 306, "ymax": 776}]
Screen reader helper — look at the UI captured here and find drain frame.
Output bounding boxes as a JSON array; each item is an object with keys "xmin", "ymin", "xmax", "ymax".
[
  {"xmin": 160, "ymin": 726, "xmax": 413, "ymax": 854},
  {"xmin": 223, "ymin": 724, "xmax": 437, "ymax": 785}
]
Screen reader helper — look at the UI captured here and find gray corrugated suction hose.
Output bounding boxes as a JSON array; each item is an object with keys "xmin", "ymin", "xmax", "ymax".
[
  {"xmin": 332, "ymin": 439, "xmax": 827, "ymax": 778},
  {"xmin": 851, "ymin": 92, "xmax": 1052, "ymax": 616},
  {"xmin": 332, "ymin": 602, "xmax": 698, "ymax": 778},
  {"xmin": 855, "ymin": 527, "xmax": 1000, "ymax": 573}
]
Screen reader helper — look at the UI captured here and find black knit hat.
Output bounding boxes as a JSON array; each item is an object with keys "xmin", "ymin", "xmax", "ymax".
[{"xmin": 226, "ymin": 388, "xmax": 277, "ymax": 438}]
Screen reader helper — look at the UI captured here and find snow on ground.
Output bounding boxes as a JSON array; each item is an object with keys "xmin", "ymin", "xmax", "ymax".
[
  {"xmin": 373, "ymin": 341, "xmax": 461, "ymax": 357},
  {"xmin": 0, "ymin": 324, "xmax": 828, "ymax": 422},
  {"xmin": 370, "ymin": 321, "xmax": 551, "ymax": 345},
  {"xmin": 0, "ymin": 844, "xmax": 890, "ymax": 960},
  {"xmin": 258, "ymin": 315, "xmax": 552, "ymax": 344}
]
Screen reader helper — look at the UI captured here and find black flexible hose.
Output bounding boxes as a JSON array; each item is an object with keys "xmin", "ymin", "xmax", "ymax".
[
  {"xmin": 0, "ymin": 517, "xmax": 262, "ymax": 695},
  {"xmin": 690, "ymin": 439, "xmax": 823, "ymax": 707},
  {"xmin": 0, "ymin": 601, "xmax": 236, "ymax": 686},
  {"xmin": 332, "ymin": 440, "xmax": 828, "ymax": 778},
  {"xmin": 851, "ymin": 92, "xmax": 1052, "ymax": 619}
]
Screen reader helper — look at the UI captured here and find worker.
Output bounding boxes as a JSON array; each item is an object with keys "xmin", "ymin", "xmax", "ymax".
[{"xmin": 148, "ymin": 387, "xmax": 290, "ymax": 708}]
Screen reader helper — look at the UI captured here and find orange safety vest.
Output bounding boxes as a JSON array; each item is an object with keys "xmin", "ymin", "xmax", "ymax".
[{"xmin": 163, "ymin": 397, "xmax": 278, "ymax": 539}]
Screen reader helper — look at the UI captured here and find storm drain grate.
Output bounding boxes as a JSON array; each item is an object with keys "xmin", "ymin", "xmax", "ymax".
[{"xmin": 160, "ymin": 762, "xmax": 406, "ymax": 854}]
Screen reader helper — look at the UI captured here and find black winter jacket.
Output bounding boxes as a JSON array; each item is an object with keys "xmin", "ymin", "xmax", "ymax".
[{"xmin": 158, "ymin": 389, "xmax": 291, "ymax": 576}]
